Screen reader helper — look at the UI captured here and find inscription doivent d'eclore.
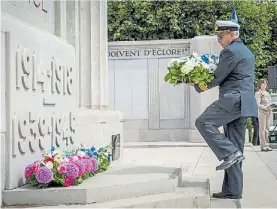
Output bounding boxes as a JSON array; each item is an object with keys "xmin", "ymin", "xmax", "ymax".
[
  {"xmin": 12, "ymin": 46, "xmax": 76, "ymax": 156},
  {"xmin": 108, "ymin": 48, "xmax": 188, "ymax": 59}
]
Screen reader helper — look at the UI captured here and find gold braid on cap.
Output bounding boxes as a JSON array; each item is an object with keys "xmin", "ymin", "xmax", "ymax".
[{"xmin": 198, "ymin": 83, "xmax": 209, "ymax": 91}]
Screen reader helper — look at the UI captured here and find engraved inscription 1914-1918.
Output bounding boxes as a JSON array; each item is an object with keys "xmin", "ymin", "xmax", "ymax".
[{"xmin": 12, "ymin": 45, "xmax": 76, "ymax": 155}]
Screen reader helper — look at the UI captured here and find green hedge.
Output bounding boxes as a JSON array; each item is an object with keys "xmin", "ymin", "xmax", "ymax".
[{"xmin": 108, "ymin": 0, "xmax": 277, "ymax": 81}]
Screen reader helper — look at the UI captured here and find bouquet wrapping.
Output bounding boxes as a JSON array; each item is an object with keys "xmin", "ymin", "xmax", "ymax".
[
  {"xmin": 24, "ymin": 145, "xmax": 112, "ymax": 188},
  {"xmin": 164, "ymin": 52, "xmax": 219, "ymax": 87}
]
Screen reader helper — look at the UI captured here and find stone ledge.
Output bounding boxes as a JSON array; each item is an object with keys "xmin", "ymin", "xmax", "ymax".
[{"xmin": 3, "ymin": 164, "xmax": 183, "ymax": 206}]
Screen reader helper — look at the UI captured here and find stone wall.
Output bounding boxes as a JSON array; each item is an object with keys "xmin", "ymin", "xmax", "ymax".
[
  {"xmin": 108, "ymin": 36, "xmax": 222, "ymax": 142},
  {"xmin": 0, "ymin": 0, "xmax": 123, "ymax": 200},
  {"xmin": 1, "ymin": 0, "xmax": 55, "ymax": 34}
]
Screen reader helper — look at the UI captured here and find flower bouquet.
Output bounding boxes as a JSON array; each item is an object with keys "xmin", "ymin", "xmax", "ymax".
[
  {"xmin": 164, "ymin": 52, "xmax": 219, "ymax": 87},
  {"xmin": 24, "ymin": 145, "xmax": 112, "ymax": 188}
]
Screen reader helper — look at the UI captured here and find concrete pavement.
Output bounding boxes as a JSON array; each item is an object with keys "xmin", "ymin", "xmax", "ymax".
[{"xmin": 121, "ymin": 144, "xmax": 277, "ymax": 208}]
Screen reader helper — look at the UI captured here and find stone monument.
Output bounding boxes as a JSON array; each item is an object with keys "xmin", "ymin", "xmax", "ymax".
[{"xmin": 0, "ymin": 1, "xmax": 123, "ymax": 205}]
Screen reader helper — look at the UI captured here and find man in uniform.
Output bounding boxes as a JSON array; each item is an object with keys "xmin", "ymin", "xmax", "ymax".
[{"xmin": 187, "ymin": 20, "xmax": 258, "ymax": 199}]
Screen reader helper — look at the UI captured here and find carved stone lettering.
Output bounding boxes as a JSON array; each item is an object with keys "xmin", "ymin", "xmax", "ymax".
[
  {"xmin": 14, "ymin": 112, "xmax": 75, "ymax": 155},
  {"xmin": 30, "ymin": 112, "xmax": 39, "ymax": 136},
  {"xmin": 35, "ymin": 54, "xmax": 47, "ymax": 91},
  {"xmin": 66, "ymin": 66, "xmax": 73, "ymax": 95},
  {"xmin": 69, "ymin": 112, "xmax": 76, "ymax": 132},
  {"xmin": 18, "ymin": 112, "xmax": 29, "ymax": 154},
  {"xmin": 32, "ymin": 53, "xmax": 38, "ymax": 90},
  {"xmin": 29, "ymin": 136, "xmax": 38, "ymax": 153},
  {"xmin": 18, "ymin": 112, "xmax": 29, "ymax": 139},
  {"xmin": 108, "ymin": 47, "xmax": 189, "ymax": 59},
  {"xmin": 29, "ymin": 112, "xmax": 39, "ymax": 152},
  {"xmin": 55, "ymin": 114, "xmax": 63, "ymax": 134},
  {"xmin": 16, "ymin": 48, "xmax": 74, "ymax": 97},
  {"xmin": 38, "ymin": 116, "xmax": 48, "ymax": 136},
  {"xmin": 21, "ymin": 48, "xmax": 32, "ymax": 89},
  {"xmin": 29, "ymin": 0, "xmax": 48, "ymax": 13},
  {"xmin": 55, "ymin": 61, "xmax": 63, "ymax": 94}
]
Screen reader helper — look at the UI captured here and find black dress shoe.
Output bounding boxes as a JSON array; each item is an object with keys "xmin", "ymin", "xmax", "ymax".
[
  {"xmin": 216, "ymin": 151, "xmax": 245, "ymax": 171},
  {"xmin": 212, "ymin": 192, "xmax": 242, "ymax": 199}
]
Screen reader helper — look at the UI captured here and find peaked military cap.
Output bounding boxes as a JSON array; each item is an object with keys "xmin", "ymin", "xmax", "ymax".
[{"xmin": 215, "ymin": 20, "xmax": 240, "ymax": 33}]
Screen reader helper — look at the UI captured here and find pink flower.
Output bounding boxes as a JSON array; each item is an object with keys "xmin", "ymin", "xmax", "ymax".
[
  {"xmin": 33, "ymin": 164, "xmax": 39, "ymax": 172},
  {"xmin": 74, "ymin": 160, "xmax": 85, "ymax": 175},
  {"xmin": 89, "ymin": 158, "xmax": 98, "ymax": 172},
  {"xmin": 64, "ymin": 163, "xmax": 79, "ymax": 178},
  {"xmin": 57, "ymin": 164, "xmax": 67, "ymax": 174},
  {"xmin": 25, "ymin": 163, "xmax": 39, "ymax": 179},
  {"xmin": 35, "ymin": 167, "xmax": 53, "ymax": 184},
  {"xmin": 63, "ymin": 177, "xmax": 74, "ymax": 187},
  {"xmin": 25, "ymin": 170, "xmax": 32, "ymax": 179},
  {"xmin": 73, "ymin": 162, "xmax": 83, "ymax": 177},
  {"xmin": 81, "ymin": 159, "xmax": 90, "ymax": 172},
  {"xmin": 67, "ymin": 156, "xmax": 75, "ymax": 163}
]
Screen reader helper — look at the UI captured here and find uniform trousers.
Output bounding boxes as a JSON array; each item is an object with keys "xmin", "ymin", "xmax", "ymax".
[{"xmin": 195, "ymin": 99, "xmax": 247, "ymax": 196}]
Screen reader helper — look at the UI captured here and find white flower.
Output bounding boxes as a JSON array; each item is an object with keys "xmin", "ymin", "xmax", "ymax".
[
  {"xmin": 208, "ymin": 57, "xmax": 214, "ymax": 64},
  {"xmin": 181, "ymin": 65, "xmax": 192, "ymax": 74},
  {"xmin": 202, "ymin": 63, "xmax": 210, "ymax": 70},
  {"xmin": 209, "ymin": 63, "xmax": 217, "ymax": 72},
  {"xmin": 192, "ymin": 52, "xmax": 202, "ymax": 61},
  {"xmin": 186, "ymin": 57, "xmax": 200, "ymax": 70},
  {"xmin": 46, "ymin": 162, "xmax": 53, "ymax": 169}
]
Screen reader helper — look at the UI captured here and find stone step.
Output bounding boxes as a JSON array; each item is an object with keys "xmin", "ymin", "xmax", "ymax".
[
  {"xmin": 11, "ymin": 177, "xmax": 210, "ymax": 209},
  {"xmin": 3, "ymin": 164, "xmax": 183, "ymax": 206},
  {"xmin": 123, "ymin": 142, "xmax": 253, "ymax": 149},
  {"xmin": 84, "ymin": 178, "xmax": 210, "ymax": 208}
]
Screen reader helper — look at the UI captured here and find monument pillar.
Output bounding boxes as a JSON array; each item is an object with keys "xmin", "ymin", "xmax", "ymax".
[
  {"xmin": 79, "ymin": 0, "xmax": 108, "ymax": 109},
  {"xmin": 90, "ymin": 0, "xmax": 109, "ymax": 109},
  {"xmin": 76, "ymin": 0, "xmax": 124, "ymax": 150},
  {"xmin": 90, "ymin": 1, "xmax": 100, "ymax": 109},
  {"xmin": 66, "ymin": 0, "xmax": 80, "ymax": 106},
  {"xmin": 79, "ymin": 0, "xmax": 92, "ymax": 108},
  {"xmin": 55, "ymin": 1, "xmax": 67, "ymax": 40},
  {"xmin": 99, "ymin": 1, "xmax": 109, "ymax": 109}
]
